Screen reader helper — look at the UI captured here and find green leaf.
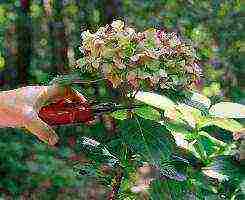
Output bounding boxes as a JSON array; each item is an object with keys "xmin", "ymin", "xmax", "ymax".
[
  {"xmin": 163, "ymin": 121, "xmax": 222, "ymax": 161},
  {"xmin": 163, "ymin": 104, "xmax": 201, "ymax": 129},
  {"xmin": 79, "ymin": 137, "xmax": 119, "ymax": 167},
  {"xmin": 117, "ymin": 118, "xmax": 174, "ymax": 161},
  {"xmin": 49, "ymin": 73, "xmax": 80, "ymax": 86},
  {"xmin": 209, "ymin": 102, "xmax": 245, "ymax": 118},
  {"xmin": 134, "ymin": 91, "xmax": 176, "ymax": 111},
  {"xmin": 162, "ymin": 121, "xmax": 191, "ymax": 136},
  {"xmin": 111, "ymin": 110, "xmax": 128, "ymax": 120},
  {"xmin": 92, "ymin": 9, "xmax": 100, "ymax": 23},
  {"xmin": 162, "ymin": 122, "xmax": 201, "ymax": 158},
  {"xmin": 202, "ymin": 156, "xmax": 244, "ymax": 182},
  {"xmin": 188, "ymin": 141, "xmax": 202, "ymax": 160},
  {"xmin": 198, "ymin": 131, "xmax": 226, "ymax": 147},
  {"xmin": 134, "ymin": 105, "xmax": 161, "ymax": 121},
  {"xmin": 198, "ymin": 117, "xmax": 244, "ymax": 133},
  {"xmin": 0, "ymin": 55, "xmax": 5, "ymax": 70},
  {"xmin": 193, "ymin": 139, "xmax": 208, "ymax": 160}
]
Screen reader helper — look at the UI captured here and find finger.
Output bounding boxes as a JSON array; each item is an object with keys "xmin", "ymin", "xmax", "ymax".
[
  {"xmin": 25, "ymin": 115, "xmax": 59, "ymax": 145},
  {"xmin": 43, "ymin": 84, "xmax": 87, "ymax": 104}
]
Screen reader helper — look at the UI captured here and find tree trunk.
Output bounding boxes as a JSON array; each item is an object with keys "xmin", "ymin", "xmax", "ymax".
[{"xmin": 16, "ymin": 0, "xmax": 31, "ymax": 86}]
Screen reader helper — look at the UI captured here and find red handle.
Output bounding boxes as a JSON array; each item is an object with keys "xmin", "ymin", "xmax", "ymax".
[{"xmin": 38, "ymin": 99, "xmax": 94, "ymax": 126}]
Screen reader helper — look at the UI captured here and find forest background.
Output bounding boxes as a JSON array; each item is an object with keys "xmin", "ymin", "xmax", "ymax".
[{"xmin": 0, "ymin": 0, "xmax": 244, "ymax": 199}]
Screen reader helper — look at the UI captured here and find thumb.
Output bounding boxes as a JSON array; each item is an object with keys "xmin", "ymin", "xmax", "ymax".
[{"xmin": 25, "ymin": 114, "xmax": 59, "ymax": 145}]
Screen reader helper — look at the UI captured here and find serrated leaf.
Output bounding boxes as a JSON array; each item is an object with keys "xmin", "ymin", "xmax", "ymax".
[
  {"xmin": 111, "ymin": 110, "xmax": 128, "ymax": 120},
  {"xmin": 209, "ymin": 102, "xmax": 245, "ymax": 118},
  {"xmin": 134, "ymin": 106, "xmax": 161, "ymax": 121},
  {"xmin": 134, "ymin": 91, "xmax": 176, "ymax": 111},
  {"xmin": 118, "ymin": 118, "xmax": 174, "ymax": 161}
]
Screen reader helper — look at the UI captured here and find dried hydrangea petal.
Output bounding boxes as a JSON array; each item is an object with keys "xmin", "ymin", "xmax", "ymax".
[
  {"xmin": 77, "ymin": 20, "xmax": 200, "ymax": 90},
  {"xmin": 111, "ymin": 20, "xmax": 125, "ymax": 32}
]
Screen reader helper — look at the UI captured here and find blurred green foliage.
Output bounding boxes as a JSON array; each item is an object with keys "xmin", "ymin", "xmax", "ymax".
[
  {"xmin": 123, "ymin": 0, "xmax": 244, "ymax": 103},
  {"xmin": 0, "ymin": 0, "xmax": 244, "ymax": 199}
]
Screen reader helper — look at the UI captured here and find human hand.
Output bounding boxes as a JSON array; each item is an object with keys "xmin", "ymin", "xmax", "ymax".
[{"xmin": 0, "ymin": 84, "xmax": 86, "ymax": 145}]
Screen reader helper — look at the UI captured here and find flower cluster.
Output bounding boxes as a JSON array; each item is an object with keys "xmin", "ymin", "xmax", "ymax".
[{"xmin": 77, "ymin": 20, "xmax": 201, "ymax": 90}]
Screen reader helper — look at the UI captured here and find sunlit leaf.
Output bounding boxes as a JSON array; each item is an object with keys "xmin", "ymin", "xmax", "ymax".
[
  {"xmin": 162, "ymin": 122, "xmax": 202, "ymax": 159},
  {"xmin": 164, "ymin": 107, "xmax": 179, "ymax": 121},
  {"xmin": 164, "ymin": 104, "xmax": 199, "ymax": 129},
  {"xmin": 209, "ymin": 102, "xmax": 245, "ymax": 118},
  {"xmin": 186, "ymin": 140, "xmax": 202, "ymax": 160},
  {"xmin": 0, "ymin": 56, "xmax": 5, "ymax": 69},
  {"xmin": 111, "ymin": 110, "xmax": 128, "ymax": 120},
  {"xmin": 134, "ymin": 91, "xmax": 176, "ymax": 111},
  {"xmin": 176, "ymin": 104, "xmax": 198, "ymax": 128},
  {"xmin": 191, "ymin": 92, "xmax": 211, "ymax": 108},
  {"xmin": 183, "ymin": 92, "xmax": 210, "ymax": 115},
  {"xmin": 134, "ymin": 105, "xmax": 161, "ymax": 121},
  {"xmin": 171, "ymin": 131, "xmax": 189, "ymax": 149},
  {"xmin": 161, "ymin": 121, "xmax": 191, "ymax": 136},
  {"xmin": 202, "ymin": 168, "xmax": 229, "ymax": 182}
]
